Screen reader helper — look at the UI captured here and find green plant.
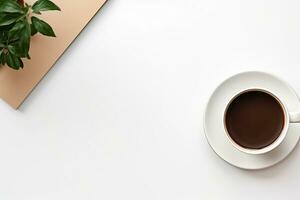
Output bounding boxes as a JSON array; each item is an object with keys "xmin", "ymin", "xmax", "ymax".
[{"xmin": 0, "ymin": 0, "xmax": 60, "ymax": 70}]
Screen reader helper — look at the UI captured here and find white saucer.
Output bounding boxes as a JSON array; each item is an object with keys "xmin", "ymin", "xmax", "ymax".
[{"xmin": 204, "ymin": 71, "xmax": 300, "ymax": 170}]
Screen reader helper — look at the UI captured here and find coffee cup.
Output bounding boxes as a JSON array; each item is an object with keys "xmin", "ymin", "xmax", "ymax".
[{"xmin": 223, "ymin": 88, "xmax": 300, "ymax": 155}]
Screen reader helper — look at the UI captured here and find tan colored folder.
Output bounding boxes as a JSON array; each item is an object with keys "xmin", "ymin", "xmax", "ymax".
[{"xmin": 0, "ymin": 0, "xmax": 107, "ymax": 109}]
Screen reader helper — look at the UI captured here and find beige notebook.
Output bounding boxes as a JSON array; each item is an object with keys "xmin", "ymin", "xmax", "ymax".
[{"xmin": 0, "ymin": 0, "xmax": 107, "ymax": 109}]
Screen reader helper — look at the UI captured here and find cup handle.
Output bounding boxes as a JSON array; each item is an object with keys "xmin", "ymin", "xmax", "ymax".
[{"xmin": 290, "ymin": 112, "xmax": 300, "ymax": 123}]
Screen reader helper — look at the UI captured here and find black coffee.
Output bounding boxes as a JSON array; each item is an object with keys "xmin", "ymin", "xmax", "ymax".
[{"xmin": 225, "ymin": 91, "xmax": 285, "ymax": 149}]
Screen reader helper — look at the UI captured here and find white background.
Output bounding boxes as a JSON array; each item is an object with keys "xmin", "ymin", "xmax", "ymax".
[{"xmin": 1, "ymin": 0, "xmax": 300, "ymax": 199}]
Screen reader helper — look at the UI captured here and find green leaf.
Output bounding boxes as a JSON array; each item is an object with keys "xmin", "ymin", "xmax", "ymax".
[
  {"xmin": 30, "ymin": 23, "xmax": 37, "ymax": 36},
  {"xmin": 0, "ymin": 13, "xmax": 22, "ymax": 26},
  {"xmin": 5, "ymin": 51, "xmax": 22, "ymax": 70},
  {"xmin": 0, "ymin": 23, "xmax": 14, "ymax": 32},
  {"xmin": 0, "ymin": 0, "xmax": 24, "ymax": 14},
  {"xmin": 19, "ymin": 58, "xmax": 24, "ymax": 68},
  {"xmin": 32, "ymin": 0, "xmax": 60, "ymax": 13},
  {"xmin": 5, "ymin": 19, "xmax": 31, "ymax": 58},
  {"xmin": 31, "ymin": 16, "xmax": 56, "ymax": 37},
  {"xmin": 0, "ymin": 50, "xmax": 5, "ymax": 65},
  {"xmin": 15, "ymin": 21, "xmax": 31, "ymax": 57},
  {"xmin": 8, "ymin": 21, "xmax": 25, "ymax": 39},
  {"xmin": 7, "ymin": 45, "xmax": 17, "ymax": 55}
]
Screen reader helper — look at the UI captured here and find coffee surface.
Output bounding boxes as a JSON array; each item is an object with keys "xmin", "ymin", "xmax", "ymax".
[{"xmin": 225, "ymin": 91, "xmax": 284, "ymax": 149}]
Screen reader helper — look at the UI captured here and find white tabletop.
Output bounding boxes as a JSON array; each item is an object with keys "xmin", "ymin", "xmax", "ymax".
[{"xmin": 1, "ymin": 0, "xmax": 300, "ymax": 199}]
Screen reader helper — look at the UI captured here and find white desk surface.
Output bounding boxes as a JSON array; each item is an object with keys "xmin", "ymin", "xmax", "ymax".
[{"xmin": 1, "ymin": 0, "xmax": 300, "ymax": 199}]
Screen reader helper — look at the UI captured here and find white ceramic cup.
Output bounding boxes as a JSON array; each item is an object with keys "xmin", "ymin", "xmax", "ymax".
[{"xmin": 223, "ymin": 88, "xmax": 300, "ymax": 155}]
